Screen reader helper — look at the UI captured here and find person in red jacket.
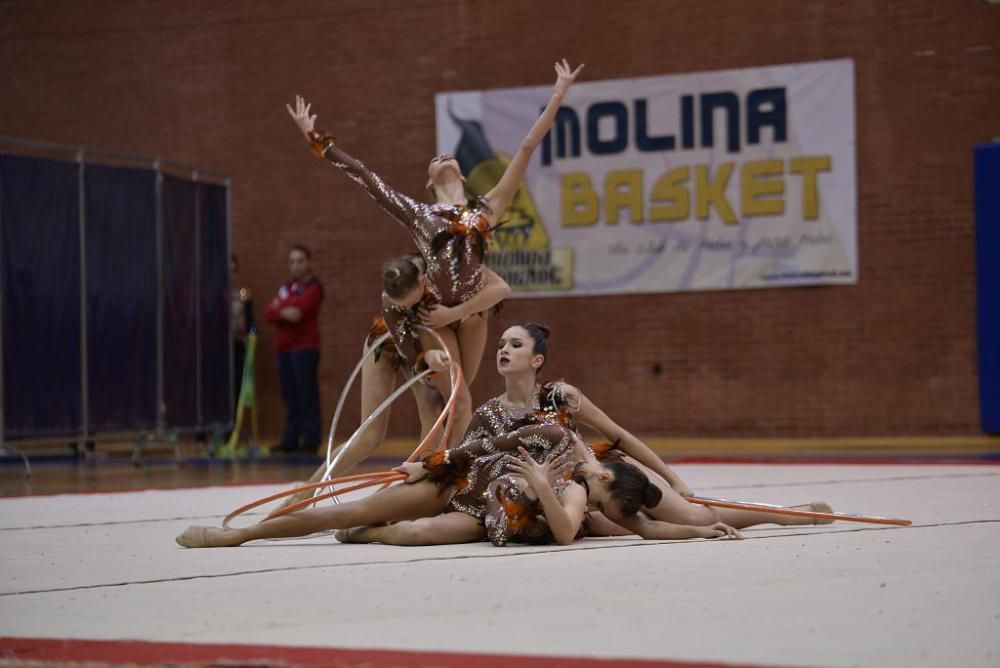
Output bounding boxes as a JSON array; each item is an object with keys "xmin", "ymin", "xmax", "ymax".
[{"xmin": 264, "ymin": 244, "xmax": 324, "ymax": 453}]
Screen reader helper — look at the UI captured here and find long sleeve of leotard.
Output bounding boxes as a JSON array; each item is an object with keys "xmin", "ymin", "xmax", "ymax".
[
  {"xmin": 422, "ymin": 423, "xmax": 572, "ymax": 487},
  {"xmin": 309, "ymin": 130, "xmax": 426, "ymax": 238}
]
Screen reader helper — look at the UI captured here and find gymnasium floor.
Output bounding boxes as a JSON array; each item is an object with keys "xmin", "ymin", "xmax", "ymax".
[{"xmin": 1, "ymin": 458, "xmax": 998, "ymax": 667}]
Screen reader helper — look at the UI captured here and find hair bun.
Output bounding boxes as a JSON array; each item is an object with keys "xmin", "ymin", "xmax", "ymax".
[
  {"xmin": 526, "ymin": 322, "xmax": 551, "ymax": 340},
  {"xmin": 642, "ymin": 482, "xmax": 663, "ymax": 508}
]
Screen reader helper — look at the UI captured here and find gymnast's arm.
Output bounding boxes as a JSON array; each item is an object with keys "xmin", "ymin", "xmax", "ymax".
[
  {"xmin": 396, "ymin": 424, "xmax": 571, "ymax": 484},
  {"xmin": 421, "ymin": 269, "xmax": 511, "ymax": 327},
  {"xmin": 606, "ymin": 513, "xmax": 742, "ymax": 540},
  {"xmin": 287, "ymin": 96, "xmax": 423, "ymax": 230},
  {"xmin": 483, "ymin": 59, "xmax": 584, "ymax": 224},
  {"xmin": 574, "ymin": 388, "xmax": 694, "ymax": 497},
  {"xmin": 508, "ymin": 448, "xmax": 586, "ymax": 545},
  {"xmin": 448, "ymin": 423, "xmax": 569, "ymax": 461}
]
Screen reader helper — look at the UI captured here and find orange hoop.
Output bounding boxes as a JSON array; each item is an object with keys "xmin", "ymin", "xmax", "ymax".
[
  {"xmin": 263, "ymin": 472, "xmax": 408, "ymax": 520},
  {"xmin": 223, "ymin": 471, "xmax": 401, "ymax": 528},
  {"xmin": 223, "ymin": 329, "xmax": 465, "ymax": 530},
  {"xmin": 688, "ymin": 496, "xmax": 912, "ymax": 526}
]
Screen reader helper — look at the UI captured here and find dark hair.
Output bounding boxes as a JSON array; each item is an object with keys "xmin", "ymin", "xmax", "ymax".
[
  {"xmin": 290, "ymin": 244, "xmax": 312, "ymax": 260},
  {"xmin": 382, "ymin": 255, "xmax": 423, "ymax": 299},
  {"xmin": 518, "ymin": 322, "xmax": 550, "ymax": 372},
  {"xmin": 605, "ymin": 460, "xmax": 663, "ymax": 516}
]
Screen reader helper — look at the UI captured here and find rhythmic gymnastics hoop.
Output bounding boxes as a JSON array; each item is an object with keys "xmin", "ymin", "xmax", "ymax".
[
  {"xmin": 687, "ymin": 496, "xmax": 911, "ymax": 526},
  {"xmin": 322, "ymin": 327, "xmax": 462, "ymax": 485},
  {"xmin": 223, "ymin": 326, "xmax": 463, "ymax": 529}
]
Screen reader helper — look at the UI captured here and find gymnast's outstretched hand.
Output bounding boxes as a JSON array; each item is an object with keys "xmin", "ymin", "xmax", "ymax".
[
  {"xmin": 286, "ymin": 95, "xmax": 317, "ymax": 139},
  {"xmin": 696, "ymin": 522, "xmax": 743, "ymax": 540},
  {"xmin": 553, "ymin": 58, "xmax": 585, "ymax": 96},
  {"xmin": 393, "ymin": 461, "xmax": 427, "ymax": 484}
]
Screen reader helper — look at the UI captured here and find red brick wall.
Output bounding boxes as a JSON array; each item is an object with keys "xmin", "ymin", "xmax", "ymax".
[{"xmin": 2, "ymin": 0, "xmax": 997, "ymax": 438}]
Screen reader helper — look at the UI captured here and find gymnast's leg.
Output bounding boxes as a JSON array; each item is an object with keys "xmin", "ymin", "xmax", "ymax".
[
  {"xmin": 420, "ymin": 326, "xmax": 472, "ymax": 448},
  {"xmin": 277, "ymin": 345, "xmax": 399, "ymax": 511},
  {"xmin": 337, "ymin": 512, "xmax": 485, "ymax": 546},
  {"xmin": 176, "ymin": 481, "xmax": 448, "ymax": 548},
  {"xmin": 628, "ymin": 457, "xmax": 831, "ymax": 528}
]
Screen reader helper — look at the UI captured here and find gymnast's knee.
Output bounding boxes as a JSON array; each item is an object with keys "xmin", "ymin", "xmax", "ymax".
[{"xmin": 385, "ymin": 521, "xmax": 437, "ymax": 546}]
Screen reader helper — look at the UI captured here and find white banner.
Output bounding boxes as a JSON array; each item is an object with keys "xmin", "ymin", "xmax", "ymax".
[{"xmin": 435, "ymin": 58, "xmax": 857, "ymax": 296}]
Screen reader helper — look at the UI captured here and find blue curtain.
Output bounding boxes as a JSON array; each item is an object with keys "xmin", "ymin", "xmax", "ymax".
[
  {"xmin": 84, "ymin": 164, "xmax": 157, "ymax": 432},
  {"xmin": 2, "ymin": 155, "xmax": 229, "ymax": 438},
  {"xmin": 200, "ymin": 183, "xmax": 231, "ymax": 426},
  {"xmin": 162, "ymin": 175, "xmax": 198, "ymax": 428},
  {"xmin": 976, "ymin": 143, "xmax": 1000, "ymax": 434},
  {"xmin": 1, "ymin": 154, "xmax": 82, "ymax": 438}
]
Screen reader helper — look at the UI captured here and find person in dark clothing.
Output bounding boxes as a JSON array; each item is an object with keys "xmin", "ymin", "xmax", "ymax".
[{"xmin": 264, "ymin": 244, "xmax": 324, "ymax": 453}]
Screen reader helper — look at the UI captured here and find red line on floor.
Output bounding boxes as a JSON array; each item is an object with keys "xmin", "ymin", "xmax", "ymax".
[
  {"xmin": 670, "ymin": 457, "xmax": 1000, "ymax": 465},
  {"xmin": 0, "ymin": 636, "xmax": 766, "ymax": 668}
]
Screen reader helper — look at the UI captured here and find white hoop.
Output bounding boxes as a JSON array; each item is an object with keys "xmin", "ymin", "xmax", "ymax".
[
  {"xmin": 310, "ymin": 326, "xmax": 460, "ymax": 504},
  {"xmin": 321, "ymin": 332, "xmax": 390, "ymax": 471}
]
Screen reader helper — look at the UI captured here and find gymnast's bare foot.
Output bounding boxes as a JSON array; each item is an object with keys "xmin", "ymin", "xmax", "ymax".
[
  {"xmin": 792, "ymin": 501, "xmax": 835, "ymax": 525},
  {"xmin": 175, "ymin": 525, "xmax": 243, "ymax": 548},
  {"xmin": 334, "ymin": 524, "xmax": 386, "ymax": 544}
]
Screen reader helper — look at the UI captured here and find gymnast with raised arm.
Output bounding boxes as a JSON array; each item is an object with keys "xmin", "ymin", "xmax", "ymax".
[{"xmin": 286, "ymin": 59, "xmax": 584, "ymax": 447}]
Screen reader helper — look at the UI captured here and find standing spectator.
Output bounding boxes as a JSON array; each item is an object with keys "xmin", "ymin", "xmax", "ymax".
[{"xmin": 264, "ymin": 244, "xmax": 324, "ymax": 454}]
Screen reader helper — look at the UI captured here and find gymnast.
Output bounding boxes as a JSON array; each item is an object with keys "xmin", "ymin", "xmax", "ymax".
[
  {"xmin": 338, "ymin": 322, "xmax": 833, "ymax": 546},
  {"xmin": 175, "ymin": 322, "xmax": 832, "ymax": 548},
  {"xmin": 286, "ymin": 58, "xmax": 584, "ymax": 445},
  {"xmin": 175, "ymin": 421, "xmax": 731, "ymax": 547}
]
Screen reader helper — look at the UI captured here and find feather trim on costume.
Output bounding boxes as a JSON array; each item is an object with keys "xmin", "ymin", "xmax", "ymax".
[
  {"xmin": 430, "ymin": 204, "xmax": 498, "ymax": 259},
  {"xmin": 367, "ymin": 316, "xmax": 401, "ymax": 368},
  {"xmin": 486, "ymin": 482, "xmax": 539, "ymax": 547},
  {"xmin": 307, "ymin": 129, "xmax": 336, "ymax": 157},
  {"xmin": 590, "ymin": 439, "xmax": 623, "ymax": 461},
  {"xmin": 532, "ymin": 408, "xmax": 575, "ymax": 429},
  {"xmin": 422, "ymin": 450, "xmax": 471, "ymax": 491}
]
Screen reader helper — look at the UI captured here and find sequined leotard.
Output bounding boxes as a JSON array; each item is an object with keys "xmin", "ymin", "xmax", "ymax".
[
  {"xmin": 310, "ymin": 135, "xmax": 495, "ymax": 371},
  {"xmin": 422, "ymin": 384, "xmax": 581, "ymax": 545},
  {"xmin": 312, "ymin": 134, "xmax": 493, "ymax": 306}
]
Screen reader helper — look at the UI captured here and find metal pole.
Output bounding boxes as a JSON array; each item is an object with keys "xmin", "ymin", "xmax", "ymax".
[
  {"xmin": 78, "ymin": 150, "xmax": 89, "ymax": 446},
  {"xmin": 194, "ymin": 171, "xmax": 203, "ymax": 428},
  {"xmin": 225, "ymin": 178, "xmax": 234, "ymax": 427},
  {"xmin": 154, "ymin": 160, "xmax": 165, "ymax": 439}
]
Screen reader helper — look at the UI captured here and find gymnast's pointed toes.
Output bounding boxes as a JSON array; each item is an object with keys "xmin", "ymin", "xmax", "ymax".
[
  {"xmin": 176, "ymin": 526, "xmax": 240, "ymax": 547},
  {"xmin": 790, "ymin": 501, "xmax": 835, "ymax": 525},
  {"xmin": 176, "ymin": 526, "xmax": 208, "ymax": 548},
  {"xmin": 811, "ymin": 501, "xmax": 834, "ymax": 524}
]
